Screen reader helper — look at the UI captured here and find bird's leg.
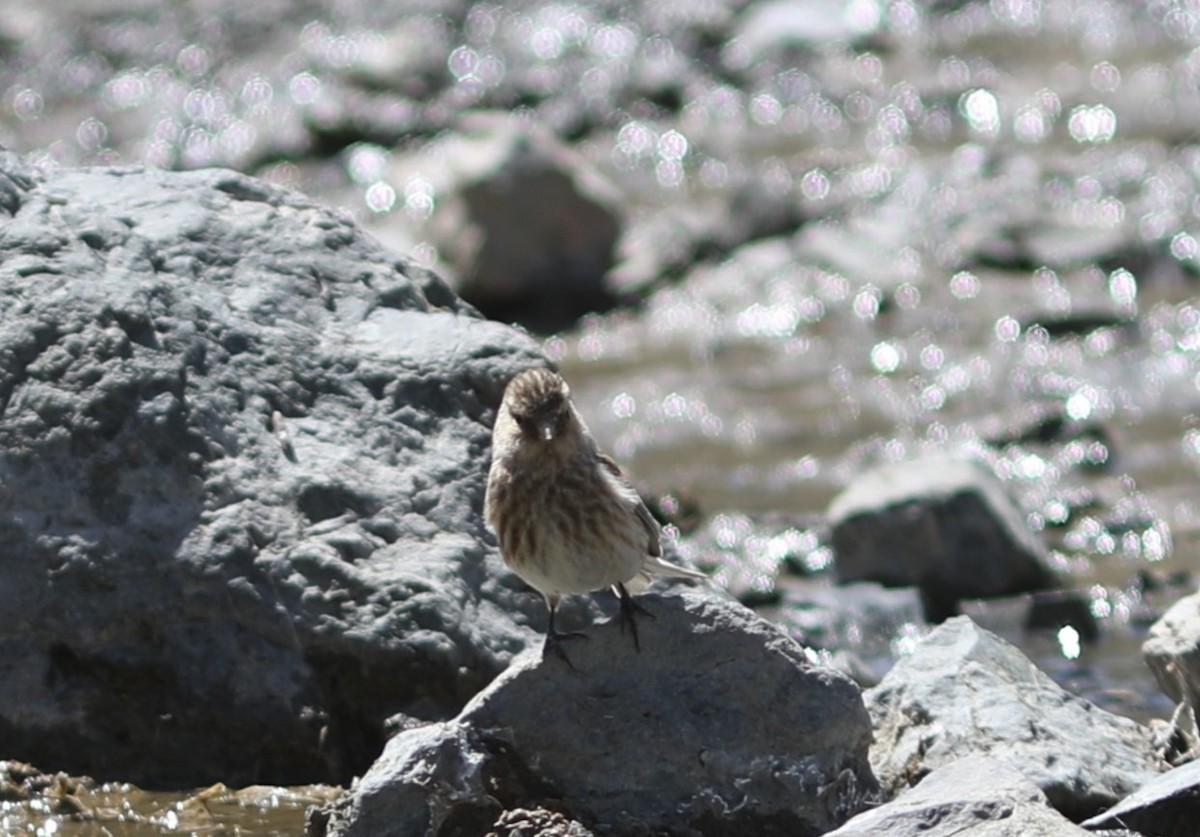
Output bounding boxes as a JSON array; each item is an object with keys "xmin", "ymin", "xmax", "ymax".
[
  {"xmin": 542, "ymin": 597, "xmax": 586, "ymax": 670},
  {"xmin": 615, "ymin": 582, "xmax": 654, "ymax": 652}
]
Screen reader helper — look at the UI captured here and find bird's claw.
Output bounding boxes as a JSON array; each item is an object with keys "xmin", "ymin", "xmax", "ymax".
[{"xmin": 543, "ymin": 629, "xmax": 587, "ymax": 670}]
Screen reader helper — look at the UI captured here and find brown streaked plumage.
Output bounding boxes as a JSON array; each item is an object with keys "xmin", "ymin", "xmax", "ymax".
[{"xmin": 485, "ymin": 368, "xmax": 705, "ymax": 665}]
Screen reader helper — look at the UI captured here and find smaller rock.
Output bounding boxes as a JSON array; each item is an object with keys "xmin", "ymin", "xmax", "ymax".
[
  {"xmin": 1144, "ymin": 590, "xmax": 1200, "ymax": 710},
  {"xmin": 829, "ymin": 453, "xmax": 1056, "ymax": 620},
  {"xmin": 867, "ymin": 616, "xmax": 1165, "ymax": 821},
  {"xmin": 826, "ymin": 755, "xmax": 1092, "ymax": 836},
  {"xmin": 394, "ymin": 112, "xmax": 622, "ymax": 332},
  {"xmin": 1142, "ymin": 590, "xmax": 1200, "ymax": 758},
  {"xmin": 487, "ymin": 808, "xmax": 594, "ymax": 837},
  {"xmin": 1082, "ymin": 758, "xmax": 1200, "ymax": 836},
  {"xmin": 316, "ymin": 592, "xmax": 880, "ymax": 837}
]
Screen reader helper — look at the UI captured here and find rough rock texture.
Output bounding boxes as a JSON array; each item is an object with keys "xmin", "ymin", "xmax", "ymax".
[
  {"xmin": 1143, "ymin": 590, "xmax": 1200, "ymax": 748},
  {"xmin": 866, "ymin": 616, "xmax": 1165, "ymax": 822},
  {"xmin": 0, "ymin": 153, "xmax": 550, "ymax": 788},
  {"xmin": 826, "ymin": 755, "xmax": 1092, "ymax": 836},
  {"xmin": 316, "ymin": 592, "xmax": 880, "ymax": 837},
  {"xmin": 828, "ymin": 453, "xmax": 1056, "ymax": 620},
  {"xmin": 1082, "ymin": 757, "xmax": 1200, "ymax": 836},
  {"xmin": 485, "ymin": 808, "xmax": 595, "ymax": 837},
  {"xmin": 397, "ymin": 112, "xmax": 622, "ymax": 333}
]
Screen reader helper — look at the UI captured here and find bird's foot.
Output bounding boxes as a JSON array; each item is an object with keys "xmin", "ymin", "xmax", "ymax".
[
  {"xmin": 543, "ymin": 628, "xmax": 587, "ymax": 670},
  {"xmin": 616, "ymin": 583, "xmax": 654, "ymax": 652}
]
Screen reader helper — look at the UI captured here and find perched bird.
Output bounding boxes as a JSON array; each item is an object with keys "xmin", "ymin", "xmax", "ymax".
[{"xmin": 485, "ymin": 368, "xmax": 705, "ymax": 665}]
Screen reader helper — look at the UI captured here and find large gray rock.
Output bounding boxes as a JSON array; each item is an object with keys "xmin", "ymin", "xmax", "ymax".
[
  {"xmin": 826, "ymin": 755, "xmax": 1092, "ymax": 836},
  {"xmin": 867, "ymin": 616, "xmax": 1165, "ymax": 822},
  {"xmin": 316, "ymin": 592, "xmax": 880, "ymax": 837},
  {"xmin": 1082, "ymin": 757, "xmax": 1200, "ymax": 836},
  {"xmin": 829, "ymin": 453, "xmax": 1056, "ymax": 619},
  {"xmin": 0, "ymin": 154, "xmax": 548, "ymax": 787},
  {"xmin": 1143, "ymin": 590, "xmax": 1200, "ymax": 756}
]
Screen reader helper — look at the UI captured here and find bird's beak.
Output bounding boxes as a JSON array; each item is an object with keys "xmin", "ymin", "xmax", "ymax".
[{"xmin": 538, "ymin": 421, "xmax": 555, "ymax": 441}]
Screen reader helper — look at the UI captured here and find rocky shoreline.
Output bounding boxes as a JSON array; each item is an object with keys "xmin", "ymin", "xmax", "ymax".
[{"xmin": 1, "ymin": 155, "xmax": 1198, "ymax": 835}]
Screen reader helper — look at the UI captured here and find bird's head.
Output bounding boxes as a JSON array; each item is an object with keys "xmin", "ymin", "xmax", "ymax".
[{"xmin": 501, "ymin": 368, "xmax": 575, "ymax": 443}]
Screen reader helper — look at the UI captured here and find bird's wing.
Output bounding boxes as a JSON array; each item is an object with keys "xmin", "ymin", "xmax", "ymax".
[
  {"xmin": 597, "ymin": 453, "xmax": 707, "ymax": 588},
  {"xmin": 597, "ymin": 452, "xmax": 661, "ymax": 557}
]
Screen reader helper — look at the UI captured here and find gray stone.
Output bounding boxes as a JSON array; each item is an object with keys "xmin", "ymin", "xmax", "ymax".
[
  {"xmin": 1082, "ymin": 757, "xmax": 1200, "ymax": 836},
  {"xmin": 317, "ymin": 592, "xmax": 880, "ymax": 837},
  {"xmin": 0, "ymin": 153, "xmax": 549, "ymax": 787},
  {"xmin": 867, "ymin": 616, "xmax": 1165, "ymax": 821},
  {"xmin": 1143, "ymin": 590, "xmax": 1200, "ymax": 758},
  {"xmin": 829, "ymin": 453, "xmax": 1056, "ymax": 619},
  {"xmin": 396, "ymin": 112, "xmax": 622, "ymax": 332},
  {"xmin": 827, "ymin": 755, "xmax": 1092, "ymax": 836},
  {"xmin": 486, "ymin": 808, "xmax": 595, "ymax": 837}
]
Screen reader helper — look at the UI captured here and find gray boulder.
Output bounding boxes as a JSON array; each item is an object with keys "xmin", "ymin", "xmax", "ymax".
[
  {"xmin": 1082, "ymin": 757, "xmax": 1200, "ymax": 836},
  {"xmin": 829, "ymin": 453, "xmax": 1056, "ymax": 619},
  {"xmin": 316, "ymin": 592, "xmax": 880, "ymax": 837},
  {"xmin": 395, "ymin": 112, "xmax": 622, "ymax": 332},
  {"xmin": 826, "ymin": 755, "xmax": 1092, "ymax": 836},
  {"xmin": 867, "ymin": 616, "xmax": 1165, "ymax": 821},
  {"xmin": 0, "ymin": 153, "xmax": 548, "ymax": 787},
  {"xmin": 1143, "ymin": 590, "xmax": 1200, "ymax": 758}
]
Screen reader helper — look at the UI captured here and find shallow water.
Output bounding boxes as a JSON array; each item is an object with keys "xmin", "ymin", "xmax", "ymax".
[
  {"xmin": 0, "ymin": 769, "xmax": 337, "ymax": 835},
  {"xmin": 3, "ymin": 0, "xmax": 1200, "ymax": 828}
]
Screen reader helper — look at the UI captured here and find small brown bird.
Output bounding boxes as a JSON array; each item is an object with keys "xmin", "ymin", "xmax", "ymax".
[{"xmin": 485, "ymin": 368, "xmax": 705, "ymax": 664}]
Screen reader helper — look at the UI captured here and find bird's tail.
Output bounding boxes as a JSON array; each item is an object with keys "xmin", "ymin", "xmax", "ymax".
[{"xmin": 624, "ymin": 556, "xmax": 708, "ymax": 594}]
